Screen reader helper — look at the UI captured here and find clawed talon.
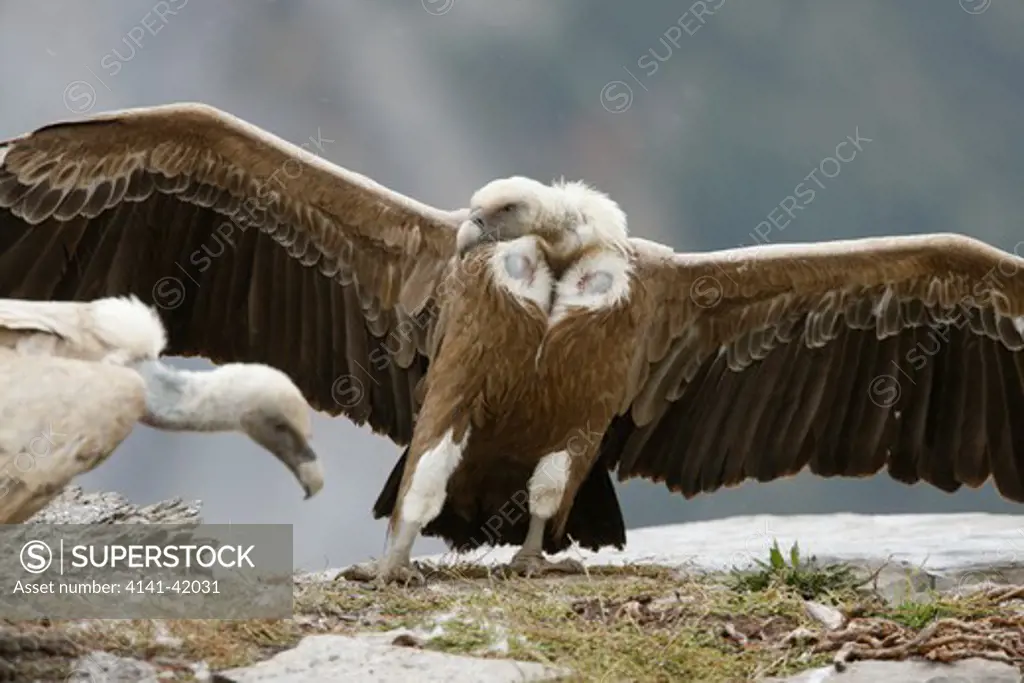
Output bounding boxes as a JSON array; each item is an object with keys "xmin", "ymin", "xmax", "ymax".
[
  {"xmin": 337, "ymin": 560, "xmax": 427, "ymax": 587},
  {"xmin": 337, "ymin": 561, "xmax": 376, "ymax": 582},
  {"xmin": 378, "ymin": 563, "xmax": 427, "ymax": 587},
  {"xmin": 506, "ymin": 553, "xmax": 585, "ymax": 577}
]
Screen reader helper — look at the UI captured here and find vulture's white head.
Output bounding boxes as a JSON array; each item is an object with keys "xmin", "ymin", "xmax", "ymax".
[
  {"xmin": 205, "ymin": 363, "xmax": 323, "ymax": 499},
  {"xmin": 457, "ymin": 176, "xmax": 629, "ymax": 258},
  {"xmin": 133, "ymin": 357, "xmax": 325, "ymax": 499}
]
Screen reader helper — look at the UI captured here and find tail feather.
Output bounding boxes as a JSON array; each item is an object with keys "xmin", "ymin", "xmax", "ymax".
[{"xmin": 371, "ymin": 448, "xmax": 407, "ymax": 520}]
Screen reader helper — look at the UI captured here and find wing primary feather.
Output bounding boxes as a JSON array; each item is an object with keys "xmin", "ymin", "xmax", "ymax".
[
  {"xmin": 951, "ymin": 334, "xmax": 988, "ymax": 486},
  {"xmin": 342, "ymin": 284, "xmax": 374, "ymax": 425},
  {"xmin": 294, "ymin": 264, "xmax": 318, "ymax": 396},
  {"xmin": 769, "ymin": 322, "xmax": 835, "ymax": 478},
  {"xmin": 102, "ymin": 203, "xmax": 149, "ymax": 299},
  {"xmin": 246, "ymin": 231, "xmax": 273, "ymax": 355},
  {"xmin": 747, "ymin": 331, "xmax": 807, "ymax": 482},
  {"xmin": 985, "ymin": 341, "xmax": 1024, "ymax": 500},
  {"xmin": 692, "ymin": 356, "xmax": 747, "ymax": 493},
  {"xmin": 51, "ymin": 217, "xmax": 100, "ymax": 302},
  {"xmin": 831, "ymin": 323, "xmax": 885, "ymax": 475},
  {"xmin": 7, "ymin": 215, "xmax": 78, "ymax": 300},
  {"xmin": 892, "ymin": 328, "xmax": 934, "ymax": 486},
  {"xmin": 910, "ymin": 325, "xmax": 960, "ymax": 492},
  {"xmin": 616, "ymin": 347, "xmax": 707, "ymax": 483},
  {"xmin": 853, "ymin": 331, "xmax": 902, "ymax": 475},
  {"xmin": 652, "ymin": 355, "xmax": 718, "ymax": 490},
  {"xmin": 217, "ymin": 215, "xmax": 257, "ymax": 363},
  {"xmin": 919, "ymin": 324, "xmax": 964, "ymax": 491},
  {"xmin": 717, "ymin": 342, "xmax": 782, "ymax": 487},
  {"xmin": 808, "ymin": 324, "xmax": 864, "ymax": 477},
  {"xmin": 310, "ymin": 263, "xmax": 334, "ymax": 413},
  {"xmin": 266, "ymin": 236, "xmax": 294, "ymax": 365}
]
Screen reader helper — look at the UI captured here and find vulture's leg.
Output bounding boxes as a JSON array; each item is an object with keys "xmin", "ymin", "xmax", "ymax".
[
  {"xmin": 344, "ymin": 427, "xmax": 469, "ymax": 586},
  {"xmin": 507, "ymin": 449, "xmax": 586, "ymax": 576},
  {"xmin": 342, "ymin": 519, "xmax": 427, "ymax": 586},
  {"xmin": 373, "ymin": 518, "xmax": 424, "ymax": 584}
]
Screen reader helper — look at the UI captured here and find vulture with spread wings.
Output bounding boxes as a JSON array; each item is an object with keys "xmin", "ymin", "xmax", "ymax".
[{"xmin": 2, "ymin": 103, "xmax": 1024, "ymax": 583}]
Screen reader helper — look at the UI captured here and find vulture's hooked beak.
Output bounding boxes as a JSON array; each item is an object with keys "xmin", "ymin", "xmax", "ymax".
[
  {"xmin": 281, "ymin": 444, "xmax": 324, "ymax": 500},
  {"xmin": 456, "ymin": 209, "xmax": 499, "ymax": 257}
]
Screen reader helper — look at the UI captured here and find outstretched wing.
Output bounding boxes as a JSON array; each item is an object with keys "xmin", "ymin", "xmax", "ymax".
[
  {"xmin": 0, "ymin": 103, "xmax": 466, "ymax": 445},
  {"xmin": 605, "ymin": 233, "xmax": 1024, "ymax": 502}
]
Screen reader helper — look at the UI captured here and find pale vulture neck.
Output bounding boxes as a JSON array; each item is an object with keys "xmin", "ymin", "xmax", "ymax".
[{"xmin": 132, "ymin": 360, "xmax": 246, "ymax": 432}]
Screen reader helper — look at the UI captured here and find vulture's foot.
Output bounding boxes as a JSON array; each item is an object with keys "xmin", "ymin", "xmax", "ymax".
[
  {"xmin": 506, "ymin": 552, "xmax": 585, "ymax": 577},
  {"xmin": 338, "ymin": 560, "xmax": 426, "ymax": 587},
  {"xmin": 375, "ymin": 562, "xmax": 426, "ymax": 587}
]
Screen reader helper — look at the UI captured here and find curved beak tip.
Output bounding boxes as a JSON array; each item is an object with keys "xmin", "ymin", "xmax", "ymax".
[
  {"xmin": 296, "ymin": 460, "xmax": 325, "ymax": 500},
  {"xmin": 456, "ymin": 220, "xmax": 483, "ymax": 257}
]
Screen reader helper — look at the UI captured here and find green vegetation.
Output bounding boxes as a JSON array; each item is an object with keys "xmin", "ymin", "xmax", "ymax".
[{"xmin": 726, "ymin": 540, "xmax": 863, "ymax": 600}]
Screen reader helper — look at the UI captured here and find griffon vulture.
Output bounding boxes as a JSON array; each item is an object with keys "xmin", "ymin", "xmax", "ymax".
[
  {"xmin": 2, "ymin": 103, "xmax": 1024, "ymax": 582},
  {"xmin": 0, "ymin": 294, "xmax": 324, "ymax": 524}
]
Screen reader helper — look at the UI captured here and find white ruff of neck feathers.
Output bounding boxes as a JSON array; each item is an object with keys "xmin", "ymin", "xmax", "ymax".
[{"xmin": 549, "ymin": 178, "xmax": 629, "ymax": 254}]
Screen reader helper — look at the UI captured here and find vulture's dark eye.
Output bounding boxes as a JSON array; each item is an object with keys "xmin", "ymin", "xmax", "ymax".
[{"xmin": 498, "ymin": 203, "xmax": 515, "ymax": 213}]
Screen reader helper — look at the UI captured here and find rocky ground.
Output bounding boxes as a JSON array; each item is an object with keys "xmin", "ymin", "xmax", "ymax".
[{"xmin": 3, "ymin": 488, "xmax": 1023, "ymax": 682}]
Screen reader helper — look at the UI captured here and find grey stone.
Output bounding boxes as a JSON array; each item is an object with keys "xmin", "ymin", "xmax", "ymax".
[
  {"xmin": 211, "ymin": 634, "xmax": 569, "ymax": 683},
  {"xmin": 935, "ymin": 564, "xmax": 1024, "ymax": 596},
  {"xmin": 844, "ymin": 559, "xmax": 1024, "ymax": 606},
  {"xmin": 67, "ymin": 650, "xmax": 161, "ymax": 682},
  {"xmin": 25, "ymin": 485, "xmax": 202, "ymax": 525},
  {"xmin": 855, "ymin": 560, "xmax": 941, "ymax": 606},
  {"xmin": 762, "ymin": 658, "xmax": 1022, "ymax": 683},
  {"xmin": 803, "ymin": 600, "xmax": 845, "ymax": 630}
]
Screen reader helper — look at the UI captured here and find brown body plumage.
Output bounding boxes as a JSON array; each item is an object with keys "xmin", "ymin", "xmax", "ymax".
[
  {"xmin": 3, "ymin": 102, "xmax": 1024, "ymax": 581},
  {"xmin": 374, "ymin": 242, "xmax": 644, "ymax": 554}
]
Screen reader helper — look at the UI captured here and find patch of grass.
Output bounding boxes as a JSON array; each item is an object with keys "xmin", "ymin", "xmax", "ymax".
[
  {"xmin": 308, "ymin": 564, "xmax": 836, "ymax": 681},
  {"xmin": 167, "ymin": 618, "xmax": 304, "ymax": 670},
  {"xmin": 881, "ymin": 590, "xmax": 1007, "ymax": 630},
  {"xmin": 726, "ymin": 541, "xmax": 862, "ymax": 601},
  {"xmin": 492, "ymin": 574, "xmax": 827, "ymax": 682},
  {"xmin": 427, "ymin": 618, "xmax": 496, "ymax": 654}
]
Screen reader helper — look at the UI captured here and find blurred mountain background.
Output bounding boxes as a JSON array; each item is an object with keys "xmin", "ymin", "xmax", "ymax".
[{"xmin": 1, "ymin": 0, "xmax": 1022, "ymax": 570}]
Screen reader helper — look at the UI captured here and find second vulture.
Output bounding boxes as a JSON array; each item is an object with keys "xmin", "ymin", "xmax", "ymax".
[
  {"xmin": 0, "ymin": 293, "xmax": 323, "ymax": 524},
  {"xmin": 2, "ymin": 103, "xmax": 1024, "ymax": 582}
]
